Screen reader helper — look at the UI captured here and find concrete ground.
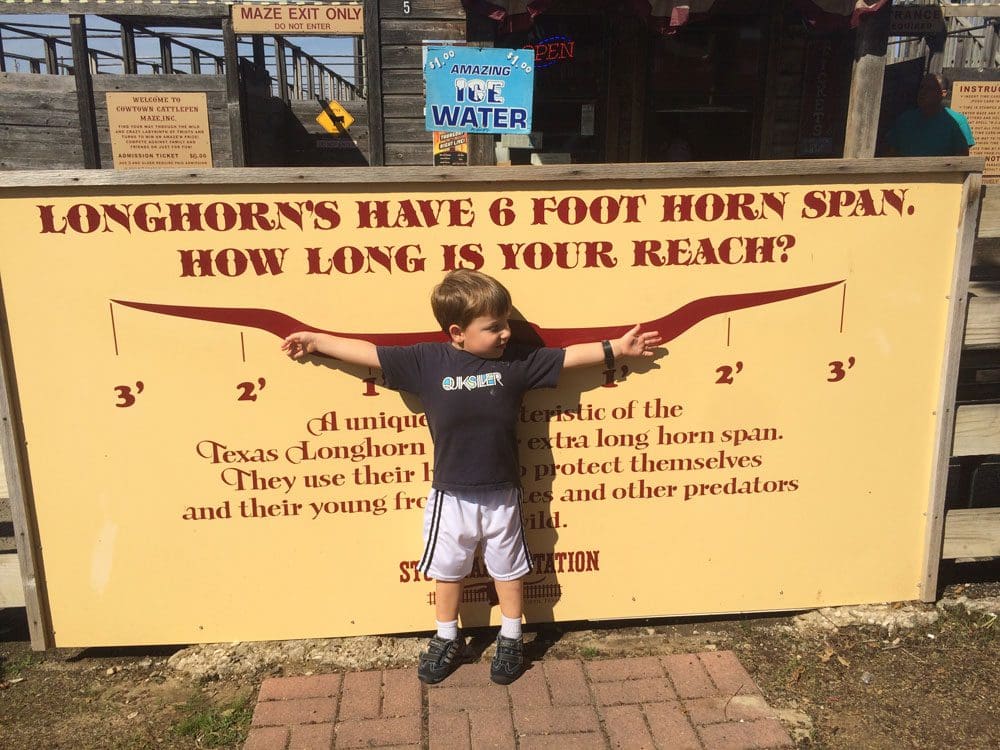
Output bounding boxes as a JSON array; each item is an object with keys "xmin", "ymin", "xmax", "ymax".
[{"xmin": 244, "ymin": 650, "xmax": 794, "ymax": 749}]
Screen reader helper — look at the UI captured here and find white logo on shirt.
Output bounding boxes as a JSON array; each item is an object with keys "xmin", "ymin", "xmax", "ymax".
[{"xmin": 441, "ymin": 373, "xmax": 504, "ymax": 391}]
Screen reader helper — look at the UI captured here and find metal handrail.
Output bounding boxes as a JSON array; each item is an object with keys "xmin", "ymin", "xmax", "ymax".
[{"xmin": 275, "ymin": 36, "xmax": 362, "ymax": 102}]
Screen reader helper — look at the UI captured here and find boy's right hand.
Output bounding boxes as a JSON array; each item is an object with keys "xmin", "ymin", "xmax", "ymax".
[
  {"xmin": 281, "ymin": 331, "xmax": 317, "ymax": 359},
  {"xmin": 279, "ymin": 331, "xmax": 380, "ymax": 368}
]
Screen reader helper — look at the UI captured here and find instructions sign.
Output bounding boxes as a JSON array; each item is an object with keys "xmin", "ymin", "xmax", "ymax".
[
  {"xmin": 231, "ymin": 3, "xmax": 363, "ymax": 34},
  {"xmin": 0, "ymin": 163, "xmax": 974, "ymax": 646},
  {"xmin": 951, "ymin": 81, "xmax": 1000, "ymax": 184},
  {"xmin": 107, "ymin": 92, "xmax": 212, "ymax": 169},
  {"xmin": 425, "ymin": 46, "xmax": 534, "ymax": 134}
]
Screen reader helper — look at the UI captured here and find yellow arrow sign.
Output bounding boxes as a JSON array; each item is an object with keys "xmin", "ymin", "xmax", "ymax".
[{"xmin": 316, "ymin": 100, "xmax": 355, "ymax": 135}]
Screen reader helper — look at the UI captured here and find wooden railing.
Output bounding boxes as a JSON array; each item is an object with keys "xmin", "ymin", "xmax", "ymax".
[{"xmin": 943, "ymin": 183, "xmax": 1000, "ymax": 559}]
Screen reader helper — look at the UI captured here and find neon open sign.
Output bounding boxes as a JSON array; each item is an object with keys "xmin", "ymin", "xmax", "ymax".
[{"xmin": 524, "ymin": 35, "xmax": 576, "ymax": 69}]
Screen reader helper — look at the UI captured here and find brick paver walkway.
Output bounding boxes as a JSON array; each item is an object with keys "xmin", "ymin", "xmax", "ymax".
[{"xmin": 244, "ymin": 651, "xmax": 794, "ymax": 749}]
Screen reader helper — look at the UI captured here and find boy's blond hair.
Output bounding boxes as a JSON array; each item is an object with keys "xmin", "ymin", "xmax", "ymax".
[{"xmin": 431, "ymin": 270, "xmax": 512, "ymax": 331}]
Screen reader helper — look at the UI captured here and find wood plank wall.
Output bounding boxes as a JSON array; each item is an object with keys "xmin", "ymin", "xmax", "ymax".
[
  {"xmin": 379, "ymin": 0, "xmax": 467, "ymax": 166},
  {"xmin": 946, "ymin": 182, "xmax": 1000, "ymax": 558},
  {"xmin": 0, "ymin": 73, "xmax": 85, "ymax": 170},
  {"xmin": 282, "ymin": 99, "xmax": 370, "ymax": 167},
  {"xmin": 0, "ymin": 442, "xmax": 17, "ymax": 606},
  {"xmin": 760, "ymin": 19, "xmax": 807, "ymax": 158}
]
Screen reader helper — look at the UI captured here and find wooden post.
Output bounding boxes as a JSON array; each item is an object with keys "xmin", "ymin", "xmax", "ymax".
[
  {"xmin": 69, "ymin": 15, "xmax": 100, "ymax": 168},
  {"xmin": 275, "ymin": 37, "xmax": 289, "ymax": 103},
  {"xmin": 0, "ymin": 311, "xmax": 54, "ymax": 649},
  {"xmin": 0, "ymin": 29, "xmax": 5, "ymax": 73},
  {"xmin": 274, "ymin": 36, "xmax": 289, "ymax": 104},
  {"xmin": 190, "ymin": 49, "xmax": 201, "ymax": 74},
  {"xmin": 306, "ymin": 60, "xmax": 315, "ymax": 99},
  {"xmin": 44, "ymin": 37, "xmax": 58, "ymax": 74},
  {"xmin": 843, "ymin": 0, "xmax": 892, "ymax": 159},
  {"xmin": 466, "ymin": 11, "xmax": 496, "ymax": 166},
  {"xmin": 920, "ymin": 170, "xmax": 982, "ymax": 600},
  {"xmin": 222, "ymin": 17, "xmax": 247, "ymax": 167},
  {"xmin": 252, "ymin": 35, "xmax": 266, "ymax": 72},
  {"xmin": 363, "ymin": 0, "xmax": 385, "ymax": 166},
  {"xmin": 756, "ymin": 9, "xmax": 784, "ymax": 159},
  {"xmin": 159, "ymin": 37, "xmax": 173, "ymax": 74},
  {"xmin": 293, "ymin": 50, "xmax": 302, "ymax": 98},
  {"xmin": 121, "ymin": 24, "xmax": 137, "ymax": 74},
  {"xmin": 354, "ymin": 35, "xmax": 365, "ymax": 97},
  {"xmin": 982, "ymin": 22, "xmax": 998, "ymax": 67}
]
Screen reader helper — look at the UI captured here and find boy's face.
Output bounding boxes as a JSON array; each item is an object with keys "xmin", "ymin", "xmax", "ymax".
[{"xmin": 448, "ymin": 312, "xmax": 511, "ymax": 359}]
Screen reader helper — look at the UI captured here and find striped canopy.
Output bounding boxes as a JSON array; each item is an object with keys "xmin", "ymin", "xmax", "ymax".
[{"xmin": 461, "ymin": 1, "xmax": 890, "ymax": 34}]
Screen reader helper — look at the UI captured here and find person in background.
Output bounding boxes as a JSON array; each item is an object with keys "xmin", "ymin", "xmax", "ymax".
[{"xmin": 887, "ymin": 73, "xmax": 974, "ymax": 157}]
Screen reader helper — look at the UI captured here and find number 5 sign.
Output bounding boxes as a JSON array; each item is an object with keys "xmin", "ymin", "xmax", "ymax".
[{"xmin": 424, "ymin": 46, "xmax": 534, "ymax": 134}]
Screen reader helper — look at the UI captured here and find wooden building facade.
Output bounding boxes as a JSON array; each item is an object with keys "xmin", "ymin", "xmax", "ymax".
[
  {"xmin": 0, "ymin": 1, "xmax": 995, "ymax": 170},
  {"xmin": 368, "ymin": 0, "xmax": 866, "ymax": 167}
]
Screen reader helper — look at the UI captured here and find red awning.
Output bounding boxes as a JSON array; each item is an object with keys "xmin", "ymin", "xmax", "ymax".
[{"xmin": 461, "ymin": 1, "xmax": 890, "ymax": 34}]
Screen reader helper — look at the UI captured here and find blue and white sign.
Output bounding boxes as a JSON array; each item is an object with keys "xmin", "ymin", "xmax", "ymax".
[{"xmin": 424, "ymin": 46, "xmax": 534, "ymax": 134}]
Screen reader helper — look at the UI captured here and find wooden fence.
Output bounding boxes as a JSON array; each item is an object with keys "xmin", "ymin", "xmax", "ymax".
[{"xmin": 945, "ymin": 183, "xmax": 1000, "ymax": 558}]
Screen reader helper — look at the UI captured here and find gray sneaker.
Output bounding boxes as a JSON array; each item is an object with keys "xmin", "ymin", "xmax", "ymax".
[
  {"xmin": 490, "ymin": 634, "xmax": 524, "ymax": 685},
  {"xmin": 417, "ymin": 635, "xmax": 462, "ymax": 684}
]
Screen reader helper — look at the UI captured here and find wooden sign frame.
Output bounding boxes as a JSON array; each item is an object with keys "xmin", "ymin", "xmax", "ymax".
[{"xmin": 0, "ymin": 158, "xmax": 983, "ymax": 649}]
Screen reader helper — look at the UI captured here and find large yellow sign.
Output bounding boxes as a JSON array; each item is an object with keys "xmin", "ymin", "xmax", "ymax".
[{"xmin": 0, "ymin": 164, "xmax": 974, "ymax": 646}]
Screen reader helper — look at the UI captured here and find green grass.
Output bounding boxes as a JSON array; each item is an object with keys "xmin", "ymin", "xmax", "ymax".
[
  {"xmin": 0, "ymin": 650, "xmax": 38, "ymax": 680},
  {"xmin": 579, "ymin": 646, "xmax": 601, "ymax": 659},
  {"xmin": 173, "ymin": 692, "xmax": 254, "ymax": 748}
]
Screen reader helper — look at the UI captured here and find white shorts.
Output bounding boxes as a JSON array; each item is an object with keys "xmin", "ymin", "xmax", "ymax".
[{"xmin": 417, "ymin": 487, "xmax": 532, "ymax": 582}]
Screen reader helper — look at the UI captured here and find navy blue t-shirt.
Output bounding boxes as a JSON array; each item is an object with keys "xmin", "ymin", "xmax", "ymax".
[{"xmin": 376, "ymin": 342, "xmax": 564, "ymax": 491}]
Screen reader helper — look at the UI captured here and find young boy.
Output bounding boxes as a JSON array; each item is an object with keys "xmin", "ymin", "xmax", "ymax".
[{"xmin": 282, "ymin": 270, "xmax": 660, "ymax": 684}]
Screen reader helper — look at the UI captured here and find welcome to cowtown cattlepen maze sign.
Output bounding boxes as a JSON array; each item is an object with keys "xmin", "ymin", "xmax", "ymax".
[{"xmin": 0, "ymin": 160, "xmax": 977, "ymax": 646}]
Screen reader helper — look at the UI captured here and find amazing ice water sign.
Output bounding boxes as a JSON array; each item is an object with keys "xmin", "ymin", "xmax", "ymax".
[{"xmin": 424, "ymin": 46, "xmax": 534, "ymax": 134}]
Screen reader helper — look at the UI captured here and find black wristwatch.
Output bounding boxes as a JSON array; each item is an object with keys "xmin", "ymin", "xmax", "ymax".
[{"xmin": 601, "ymin": 339, "xmax": 615, "ymax": 371}]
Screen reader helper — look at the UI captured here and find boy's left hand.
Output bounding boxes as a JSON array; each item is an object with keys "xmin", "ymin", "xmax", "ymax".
[{"xmin": 617, "ymin": 324, "xmax": 662, "ymax": 358}]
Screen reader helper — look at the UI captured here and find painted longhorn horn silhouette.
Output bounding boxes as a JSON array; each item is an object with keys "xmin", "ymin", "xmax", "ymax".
[{"xmin": 112, "ymin": 280, "xmax": 843, "ymax": 350}]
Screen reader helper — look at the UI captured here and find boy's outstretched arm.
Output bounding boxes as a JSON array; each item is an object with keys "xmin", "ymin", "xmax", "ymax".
[
  {"xmin": 281, "ymin": 332, "xmax": 380, "ymax": 369},
  {"xmin": 563, "ymin": 324, "xmax": 662, "ymax": 369}
]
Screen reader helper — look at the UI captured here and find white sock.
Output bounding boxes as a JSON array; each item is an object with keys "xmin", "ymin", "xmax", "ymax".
[
  {"xmin": 500, "ymin": 615, "xmax": 522, "ymax": 639},
  {"xmin": 436, "ymin": 619, "xmax": 459, "ymax": 640}
]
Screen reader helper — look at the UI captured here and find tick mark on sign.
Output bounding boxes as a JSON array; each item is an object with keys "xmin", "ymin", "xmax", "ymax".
[{"xmin": 110, "ymin": 302, "xmax": 120, "ymax": 355}]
